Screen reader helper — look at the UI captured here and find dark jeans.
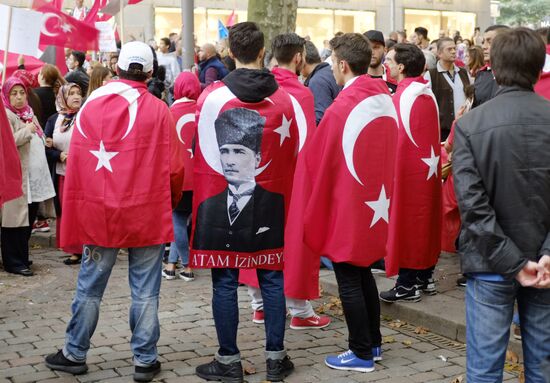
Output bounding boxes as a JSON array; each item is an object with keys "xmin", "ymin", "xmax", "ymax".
[
  {"xmin": 1, "ymin": 202, "xmax": 39, "ymax": 272},
  {"xmin": 397, "ymin": 266, "xmax": 435, "ymax": 288},
  {"xmin": 332, "ymin": 262, "xmax": 381, "ymax": 360},
  {"xmin": 211, "ymin": 268, "xmax": 286, "ymax": 358}
]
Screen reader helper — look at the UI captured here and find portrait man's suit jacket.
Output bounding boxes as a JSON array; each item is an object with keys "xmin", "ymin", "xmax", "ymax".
[{"xmin": 192, "ymin": 185, "xmax": 284, "ymax": 252}]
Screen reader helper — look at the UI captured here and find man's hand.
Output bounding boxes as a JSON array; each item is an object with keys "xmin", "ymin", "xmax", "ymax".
[
  {"xmin": 60, "ymin": 152, "xmax": 68, "ymax": 162},
  {"xmin": 536, "ymin": 255, "xmax": 550, "ymax": 288},
  {"xmin": 45, "ymin": 137, "xmax": 53, "ymax": 148},
  {"xmin": 515, "ymin": 261, "xmax": 542, "ymax": 287}
]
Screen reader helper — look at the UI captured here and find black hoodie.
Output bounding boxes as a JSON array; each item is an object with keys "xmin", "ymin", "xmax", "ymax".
[{"xmin": 222, "ymin": 68, "xmax": 278, "ymax": 103}]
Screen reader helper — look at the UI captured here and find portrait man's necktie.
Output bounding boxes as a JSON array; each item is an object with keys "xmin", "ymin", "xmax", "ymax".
[{"xmin": 228, "ymin": 189, "xmax": 254, "ymax": 222}]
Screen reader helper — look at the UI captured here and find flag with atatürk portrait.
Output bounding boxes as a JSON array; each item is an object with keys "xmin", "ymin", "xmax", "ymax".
[
  {"xmin": 385, "ymin": 77, "xmax": 441, "ymax": 277},
  {"xmin": 284, "ymin": 75, "xmax": 398, "ymax": 300},
  {"xmin": 190, "ymin": 75, "xmax": 298, "ymax": 270}
]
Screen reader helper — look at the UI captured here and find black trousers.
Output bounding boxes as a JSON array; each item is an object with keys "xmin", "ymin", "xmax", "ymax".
[
  {"xmin": 396, "ymin": 266, "xmax": 435, "ymax": 288},
  {"xmin": 1, "ymin": 203, "xmax": 39, "ymax": 272},
  {"xmin": 332, "ymin": 261, "xmax": 381, "ymax": 360}
]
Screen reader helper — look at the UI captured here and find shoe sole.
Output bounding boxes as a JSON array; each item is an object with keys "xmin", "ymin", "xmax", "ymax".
[
  {"xmin": 421, "ymin": 289, "xmax": 437, "ymax": 296},
  {"xmin": 33, "ymin": 228, "xmax": 50, "ymax": 233},
  {"xmin": 289, "ymin": 322, "xmax": 331, "ymax": 330},
  {"xmin": 195, "ymin": 371, "xmax": 243, "ymax": 383},
  {"xmin": 162, "ymin": 273, "xmax": 176, "ymax": 280},
  {"xmin": 373, "ymin": 356, "xmax": 382, "ymax": 362},
  {"xmin": 379, "ymin": 295, "xmax": 421, "ymax": 303},
  {"xmin": 266, "ymin": 368, "xmax": 294, "ymax": 381},
  {"xmin": 45, "ymin": 361, "xmax": 88, "ymax": 375},
  {"xmin": 179, "ymin": 275, "xmax": 195, "ymax": 281},
  {"xmin": 252, "ymin": 319, "xmax": 265, "ymax": 324},
  {"xmin": 324, "ymin": 360, "xmax": 375, "ymax": 373},
  {"xmin": 134, "ymin": 366, "xmax": 161, "ymax": 382}
]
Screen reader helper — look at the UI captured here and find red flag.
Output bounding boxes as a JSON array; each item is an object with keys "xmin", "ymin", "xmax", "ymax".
[
  {"xmin": 0, "ymin": 51, "xmax": 44, "ymax": 78},
  {"xmin": 0, "ymin": 97, "xmax": 23, "ymax": 205},
  {"xmin": 535, "ymin": 45, "xmax": 550, "ymax": 100},
  {"xmin": 60, "ymin": 80, "xmax": 185, "ymax": 249},
  {"xmin": 189, "ymin": 81, "xmax": 298, "ymax": 270},
  {"xmin": 33, "ymin": 0, "xmax": 99, "ymax": 51},
  {"xmin": 284, "ymin": 76, "xmax": 398, "ymax": 300},
  {"xmin": 385, "ymin": 77, "xmax": 442, "ymax": 276},
  {"xmin": 85, "ymin": 0, "xmax": 108, "ymax": 23},
  {"xmin": 226, "ymin": 10, "xmax": 236, "ymax": 27}
]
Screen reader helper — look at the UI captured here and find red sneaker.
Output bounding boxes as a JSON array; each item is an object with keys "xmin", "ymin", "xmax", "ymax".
[
  {"xmin": 252, "ymin": 310, "xmax": 264, "ymax": 324},
  {"xmin": 290, "ymin": 313, "xmax": 331, "ymax": 330},
  {"xmin": 32, "ymin": 220, "xmax": 50, "ymax": 233}
]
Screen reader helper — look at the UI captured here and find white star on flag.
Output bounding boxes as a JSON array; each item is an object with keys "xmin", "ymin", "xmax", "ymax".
[
  {"xmin": 274, "ymin": 114, "xmax": 292, "ymax": 146},
  {"xmin": 90, "ymin": 141, "xmax": 119, "ymax": 173},
  {"xmin": 187, "ymin": 148, "xmax": 194, "ymax": 158},
  {"xmin": 421, "ymin": 146, "xmax": 440, "ymax": 180},
  {"xmin": 60, "ymin": 23, "xmax": 73, "ymax": 33},
  {"xmin": 365, "ymin": 185, "xmax": 390, "ymax": 228}
]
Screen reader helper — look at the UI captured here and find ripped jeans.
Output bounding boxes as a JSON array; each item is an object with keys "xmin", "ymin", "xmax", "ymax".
[{"xmin": 63, "ymin": 244, "xmax": 164, "ymax": 367}]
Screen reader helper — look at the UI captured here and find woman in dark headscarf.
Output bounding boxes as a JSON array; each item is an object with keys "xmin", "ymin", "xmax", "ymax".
[
  {"xmin": 1, "ymin": 77, "xmax": 55, "ymax": 276},
  {"xmin": 44, "ymin": 83, "xmax": 84, "ymax": 265}
]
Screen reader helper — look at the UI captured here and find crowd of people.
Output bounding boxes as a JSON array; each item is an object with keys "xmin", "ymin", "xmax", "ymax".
[{"xmin": 1, "ymin": 16, "xmax": 550, "ymax": 383}]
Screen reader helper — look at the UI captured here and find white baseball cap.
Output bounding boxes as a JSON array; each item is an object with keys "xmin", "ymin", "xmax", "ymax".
[{"xmin": 118, "ymin": 41, "xmax": 154, "ymax": 73}]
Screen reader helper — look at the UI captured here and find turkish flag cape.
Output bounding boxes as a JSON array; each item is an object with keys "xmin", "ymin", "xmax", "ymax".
[
  {"xmin": 190, "ymin": 82, "xmax": 298, "ymax": 270},
  {"xmin": 240, "ymin": 66, "xmax": 317, "ymax": 288},
  {"xmin": 0, "ymin": 97, "xmax": 23, "ymax": 206},
  {"xmin": 284, "ymin": 75, "xmax": 398, "ymax": 300},
  {"xmin": 170, "ymin": 99, "xmax": 196, "ymax": 191},
  {"xmin": 60, "ymin": 80, "xmax": 185, "ymax": 249},
  {"xmin": 535, "ymin": 45, "xmax": 550, "ymax": 100},
  {"xmin": 385, "ymin": 77, "xmax": 442, "ymax": 276},
  {"xmin": 33, "ymin": 0, "xmax": 99, "ymax": 51}
]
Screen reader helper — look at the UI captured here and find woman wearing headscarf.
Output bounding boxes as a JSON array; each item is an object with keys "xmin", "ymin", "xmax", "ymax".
[
  {"xmin": 44, "ymin": 83, "xmax": 83, "ymax": 265},
  {"xmin": 161, "ymin": 72, "xmax": 200, "ymax": 281},
  {"xmin": 1, "ymin": 77, "xmax": 55, "ymax": 276}
]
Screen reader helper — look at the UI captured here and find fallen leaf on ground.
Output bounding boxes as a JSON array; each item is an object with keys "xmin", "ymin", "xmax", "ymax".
[
  {"xmin": 402, "ymin": 339, "xmax": 413, "ymax": 346},
  {"xmin": 506, "ymin": 350, "xmax": 519, "ymax": 364},
  {"xmin": 243, "ymin": 363, "xmax": 256, "ymax": 375},
  {"xmin": 382, "ymin": 336, "xmax": 395, "ymax": 344},
  {"xmin": 450, "ymin": 375, "xmax": 464, "ymax": 383},
  {"xmin": 388, "ymin": 319, "xmax": 406, "ymax": 328},
  {"xmin": 414, "ymin": 326, "xmax": 429, "ymax": 334}
]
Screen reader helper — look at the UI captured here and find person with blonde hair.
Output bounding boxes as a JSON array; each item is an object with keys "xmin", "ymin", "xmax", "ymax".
[{"xmin": 87, "ymin": 65, "xmax": 112, "ymax": 96}]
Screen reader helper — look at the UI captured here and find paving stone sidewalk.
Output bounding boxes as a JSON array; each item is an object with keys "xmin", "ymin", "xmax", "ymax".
[{"xmin": 0, "ymin": 248, "xmax": 521, "ymax": 383}]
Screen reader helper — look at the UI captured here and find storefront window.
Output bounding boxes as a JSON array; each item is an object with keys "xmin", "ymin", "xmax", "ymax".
[{"xmin": 404, "ymin": 9, "xmax": 476, "ymax": 41}]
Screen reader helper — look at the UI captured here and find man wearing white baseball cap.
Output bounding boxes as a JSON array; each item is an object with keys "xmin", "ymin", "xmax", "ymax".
[{"xmin": 45, "ymin": 41, "xmax": 185, "ymax": 383}]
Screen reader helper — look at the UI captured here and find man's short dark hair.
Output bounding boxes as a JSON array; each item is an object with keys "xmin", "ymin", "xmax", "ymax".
[
  {"xmin": 414, "ymin": 27, "xmax": 428, "ymax": 40},
  {"xmin": 118, "ymin": 63, "xmax": 149, "ymax": 82},
  {"xmin": 393, "ymin": 43, "xmax": 426, "ymax": 78},
  {"xmin": 330, "ymin": 33, "xmax": 371, "ymax": 75},
  {"xmin": 228, "ymin": 22, "xmax": 264, "ymax": 64},
  {"xmin": 491, "ymin": 27, "xmax": 545, "ymax": 89},
  {"xmin": 437, "ymin": 37, "xmax": 454, "ymax": 52},
  {"xmin": 304, "ymin": 41, "xmax": 321, "ymax": 65},
  {"xmin": 71, "ymin": 51, "xmax": 85, "ymax": 68},
  {"xmin": 271, "ymin": 33, "xmax": 306, "ymax": 65},
  {"xmin": 484, "ymin": 24, "xmax": 509, "ymax": 33},
  {"xmin": 160, "ymin": 37, "xmax": 170, "ymax": 47}
]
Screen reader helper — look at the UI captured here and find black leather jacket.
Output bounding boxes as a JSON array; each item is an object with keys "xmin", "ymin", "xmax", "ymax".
[{"xmin": 453, "ymin": 86, "xmax": 550, "ymax": 279}]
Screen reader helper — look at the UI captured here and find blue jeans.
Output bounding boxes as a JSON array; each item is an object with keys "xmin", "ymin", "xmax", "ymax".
[
  {"xmin": 63, "ymin": 244, "xmax": 164, "ymax": 367},
  {"xmin": 168, "ymin": 210, "xmax": 190, "ymax": 266},
  {"xmin": 466, "ymin": 277, "xmax": 550, "ymax": 383},
  {"xmin": 211, "ymin": 268, "xmax": 286, "ymax": 363}
]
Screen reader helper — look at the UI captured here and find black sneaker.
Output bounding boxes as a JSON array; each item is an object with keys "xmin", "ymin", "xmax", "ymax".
[
  {"xmin": 456, "ymin": 276, "xmax": 467, "ymax": 287},
  {"xmin": 379, "ymin": 285, "xmax": 421, "ymax": 303},
  {"xmin": 45, "ymin": 350, "xmax": 88, "ymax": 375},
  {"xmin": 134, "ymin": 360, "xmax": 161, "ymax": 382},
  {"xmin": 266, "ymin": 355, "xmax": 294, "ymax": 381},
  {"xmin": 195, "ymin": 359, "xmax": 243, "ymax": 383},
  {"xmin": 416, "ymin": 277, "xmax": 437, "ymax": 295},
  {"xmin": 179, "ymin": 270, "xmax": 195, "ymax": 281},
  {"xmin": 162, "ymin": 269, "xmax": 176, "ymax": 280}
]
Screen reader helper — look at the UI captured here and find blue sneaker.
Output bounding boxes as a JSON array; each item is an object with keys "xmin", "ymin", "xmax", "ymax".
[
  {"xmin": 325, "ymin": 350, "xmax": 375, "ymax": 372},
  {"xmin": 372, "ymin": 346, "xmax": 382, "ymax": 361}
]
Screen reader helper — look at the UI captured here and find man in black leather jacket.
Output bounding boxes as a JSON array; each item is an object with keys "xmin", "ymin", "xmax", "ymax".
[{"xmin": 453, "ymin": 28, "xmax": 550, "ymax": 383}]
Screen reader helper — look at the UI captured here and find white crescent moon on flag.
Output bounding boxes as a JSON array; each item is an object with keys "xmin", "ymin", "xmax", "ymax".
[
  {"xmin": 289, "ymin": 94, "xmax": 307, "ymax": 152},
  {"xmin": 76, "ymin": 82, "xmax": 140, "ymax": 140},
  {"xmin": 197, "ymin": 86, "xmax": 271, "ymax": 176},
  {"xmin": 399, "ymin": 81, "xmax": 438, "ymax": 147},
  {"xmin": 41, "ymin": 13, "xmax": 62, "ymax": 37},
  {"xmin": 342, "ymin": 94, "xmax": 398, "ymax": 186},
  {"xmin": 175, "ymin": 113, "xmax": 195, "ymax": 144}
]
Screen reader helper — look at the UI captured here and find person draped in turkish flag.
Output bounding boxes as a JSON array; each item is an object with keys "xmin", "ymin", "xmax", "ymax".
[
  {"xmin": 380, "ymin": 43, "xmax": 442, "ymax": 303},
  {"xmin": 284, "ymin": 33, "xmax": 398, "ymax": 373},
  {"xmin": 191, "ymin": 22, "xmax": 297, "ymax": 383},
  {"xmin": 45, "ymin": 42, "xmax": 185, "ymax": 383},
  {"xmin": 0, "ymin": 96, "xmax": 23, "ymax": 206},
  {"xmin": 162, "ymin": 72, "xmax": 201, "ymax": 281},
  {"xmin": 241, "ymin": 32, "xmax": 331, "ymax": 331}
]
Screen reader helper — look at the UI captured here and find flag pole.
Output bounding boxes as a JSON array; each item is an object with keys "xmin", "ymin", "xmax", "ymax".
[
  {"xmin": 119, "ymin": 0, "xmax": 124, "ymax": 45},
  {"xmin": 2, "ymin": 6, "xmax": 12, "ymax": 85},
  {"xmin": 181, "ymin": 0, "xmax": 194, "ymax": 70}
]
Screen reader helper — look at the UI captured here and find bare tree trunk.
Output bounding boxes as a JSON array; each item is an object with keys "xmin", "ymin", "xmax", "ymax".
[{"xmin": 247, "ymin": 0, "xmax": 298, "ymax": 52}]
